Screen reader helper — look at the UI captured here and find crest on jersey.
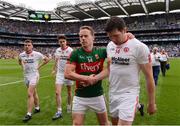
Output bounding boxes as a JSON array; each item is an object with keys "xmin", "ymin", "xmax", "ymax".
[
  {"xmin": 95, "ymin": 54, "xmax": 99, "ymax": 60},
  {"xmin": 123, "ymin": 47, "xmax": 129, "ymax": 53},
  {"xmin": 115, "ymin": 48, "xmax": 120, "ymax": 54},
  {"xmin": 87, "ymin": 57, "xmax": 93, "ymax": 62}
]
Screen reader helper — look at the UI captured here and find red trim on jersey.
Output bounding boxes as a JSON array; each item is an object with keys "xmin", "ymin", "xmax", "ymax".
[
  {"xmin": 25, "ymin": 50, "xmax": 33, "ymax": 54},
  {"xmin": 123, "ymin": 37, "xmax": 128, "ymax": 43},
  {"xmin": 61, "ymin": 46, "xmax": 68, "ymax": 50},
  {"xmin": 116, "ymin": 37, "xmax": 129, "ymax": 47}
]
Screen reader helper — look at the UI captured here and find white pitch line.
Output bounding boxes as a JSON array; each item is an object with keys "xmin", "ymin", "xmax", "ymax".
[{"xmin": 0, "ymin": 75, "xmax": 50, "ymax": 87}]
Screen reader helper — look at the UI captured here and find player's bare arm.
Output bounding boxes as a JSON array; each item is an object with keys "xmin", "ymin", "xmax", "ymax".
[
  {"xmin": 140, "ymin": 63, "xmax": 157, "ymax": 115},
  {"xmin": 64, "ymin": 63, "xmax": 88, "ymax": 82},
  {"xmin": 90, "ymin": 58, "xmax": 110, "ymax": 86},
  {"xmin": 64, "ymin": 63, "xmax": 96, "ymax": 85},
  {"xmin": 18, "ymin": 58, "xmax": 22, "ymax": 66},
  {"xmin": 126, "ymin": 32, "xmax": 135, "ymax": 39},
  {"xmin": 52, "ymin": 58, "xmax": 58, "ymax": 76},
  {"xmin": 94, "ymin": 68, "xmax": 109, "ymax": 83},
  {"xmin": 18, "ymin": 57, "xmax": 25, "ymax": 70}
]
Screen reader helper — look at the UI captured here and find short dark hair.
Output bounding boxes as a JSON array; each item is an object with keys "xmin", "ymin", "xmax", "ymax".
[
  {"xmin": 80, "ymin": 26, "xmax": 94, "ymax": 36},
  {"xmin": 57, "ymin": 35, "xmax": 67, "ymax": 40},
  {"xmin": 105, "ymin": 16, "xmax": 126, "ymax": 32},
  {"xmin": 24, "ymin": 39, "xmax": 33, "ymax": 44}
]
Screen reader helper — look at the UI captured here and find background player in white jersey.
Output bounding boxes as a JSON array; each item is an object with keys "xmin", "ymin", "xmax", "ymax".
[
  {"xmin": 103, "ymin": 17, "xmax": 156, "ymax": 125},
  {"xmin": 151, "ymin": 47, "xmax": 161, "ymax": 85},
  {"xmin": 52, "ymin": 35, "xmax": 73, "ymax": 120},
  {"xmin": 19, "ymin": 39, "xmax": 49, "ymax": 122},
  {"xmin": 160, "ymin": 49, "xmax": 169, "ymax": 76}
]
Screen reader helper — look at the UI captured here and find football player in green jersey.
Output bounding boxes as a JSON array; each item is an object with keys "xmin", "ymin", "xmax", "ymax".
[{"xmin": 65, "ymin": 26, "xmax": 109, "ymax": 125}]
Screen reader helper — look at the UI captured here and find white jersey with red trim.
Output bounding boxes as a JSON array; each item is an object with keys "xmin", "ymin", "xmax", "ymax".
[
  {"xmin": 151, "ymin": 52, "xmax": 161, "ymax": 66},
  {"xmin": 55, "ymin": 46, "xmax": 73, "ymax": 73},
  {"xmin": 19, "ymin": 51, "xmax": 45, "ymax": 75},
  {"xmin": 160, "ymin": 53, "xmax": 168, "ymax": 62},
  {"xmin": 107, "ymin": 38, "xmax": 151, "ymax": 95}
]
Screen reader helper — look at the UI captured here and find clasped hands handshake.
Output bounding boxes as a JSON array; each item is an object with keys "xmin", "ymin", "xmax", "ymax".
[{"xmin": 80, "ymin": 74, "xmax": 98, "ymax": 87}]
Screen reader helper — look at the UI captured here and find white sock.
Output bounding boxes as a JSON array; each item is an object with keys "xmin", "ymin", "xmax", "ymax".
[
  {"xmin": 35, "ymin": 106, "xmax": 40, "ymax": 110},
  {"xmin": 27, "ymin": 112, "xmax": 32, "ymax": 116},
  {"xmin": 137, "ymin": 103, "xmax": 141, "ymax": 109},
  {"xmin": 58, "ymin": 108, "xmax": 62, "ymax": 113},
  {"xmin": 67, "ymin": 104, "xmax": 71, "ymax": 109}
]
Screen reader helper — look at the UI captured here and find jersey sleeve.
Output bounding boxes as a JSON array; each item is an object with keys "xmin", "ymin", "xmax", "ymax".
[
  {"xmin": 19, "ymin": 53, "xmax": 22, "ymax": 60},
  {"xmin": 70, "ymin": 47, "xmax": 73, "ymax": 52},
  {"xmin": 106, "ymin": 42, "xmax": 114, "ymax": 58},
  {"xmin": 37, "ymin": 52, "xmax": 45, "ymax": 60},
  {"xmin": 54, "ymin": 49, "xmax": 59, "ymax": 59},
  {"xmin": 136, "ymin": 43, "xmax": 151, "ymax": 64},
  {"xmin": 106, "ymin": 43, "xmax": 111, "ymax": 58},
  {"xmin": 100, "ymin": 47, "xmax": 107, "ymax": 59}
]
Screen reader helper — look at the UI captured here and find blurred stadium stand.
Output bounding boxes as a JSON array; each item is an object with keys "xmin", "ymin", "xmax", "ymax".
[{"xmin": 0, "ymin": 0, "xmax": 179, "ymax": 58}]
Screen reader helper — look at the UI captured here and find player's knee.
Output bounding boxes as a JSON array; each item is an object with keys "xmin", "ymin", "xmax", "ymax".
[
  {"xmin": 28, "ymin": 92, "xmax": 34, "ymax": 98},
  {"xmin": 73, "ymin": 120, "xmax": 83, "ymax": 125},
  {"xmin": 101, "ymin": 122, "xmax": 110, "ymax": 126},
  {"xmin": 55, "ymin": 91, "xmax": 60, "ymax": 96},
  {"xmin": 67, "ymin": 91, "xmax": 71, "ymax": 96}
]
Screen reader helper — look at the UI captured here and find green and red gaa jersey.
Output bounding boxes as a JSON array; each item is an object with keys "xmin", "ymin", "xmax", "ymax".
[{"xmin": 69, "ymin": 47, "xmax": 107, "ymax": 97}]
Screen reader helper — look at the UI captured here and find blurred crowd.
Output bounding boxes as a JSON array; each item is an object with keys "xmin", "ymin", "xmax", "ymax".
[
  {"xmin": 0, "ymin": 13, "xmax": 179, "ymax": 35},
  {"xmin": 0, "ymin": 42, "xmax": 179, "ymax": 59},
  {"xmin": 148, "ymin": 43, "xmax": 180, "ymax": 57},
  {"xmin": 0, "ymin": 46, "xmax": 56, "ymax": 59},
  {"xmin": 0, "ymin": 13, "xmax": 180, "ymax": 59}
]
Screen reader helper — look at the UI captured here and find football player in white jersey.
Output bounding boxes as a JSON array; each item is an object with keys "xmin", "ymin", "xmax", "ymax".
[
  {"xmin": 151, "ymin": 47, "xmax": 161, "ymax": 85},
  {"xmin": 52, "ymin": 35, "xmax": 73, "ymax": 120},
  {"xmin": 105, "ymin": 16, "xmax": 156, "ymax": 125},
  {"xmin": 91, "ymin": 17, "xmax": 156, "ymax": 125},
  {"xmin": 160, "ymin": 49, "xmax": 169, "ymax": 76},
  {"xmin": 19, "ymin": 39, "xmax": 49, "ymax": 122}
]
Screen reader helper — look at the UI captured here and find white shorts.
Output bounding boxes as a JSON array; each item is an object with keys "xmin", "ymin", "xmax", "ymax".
[
  {"xmin": 56, "ymin": 73, "xmax": 73, "ymax": 85},
  {"xmin": 24, "ymin": 73, "xmax": 39, "ymax": 86},
  {"xmin": 72, "ymin": 95, "xmax": 107, "ymax": 114},
  {"xmin": 109, "ymin": 93, "xmax": 139, "ymax": 122}
]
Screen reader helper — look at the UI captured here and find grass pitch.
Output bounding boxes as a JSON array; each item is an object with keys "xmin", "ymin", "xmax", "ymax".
[{"xmin": 0, "ymin": 58, "xmax": 180, "ymax": 125}]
